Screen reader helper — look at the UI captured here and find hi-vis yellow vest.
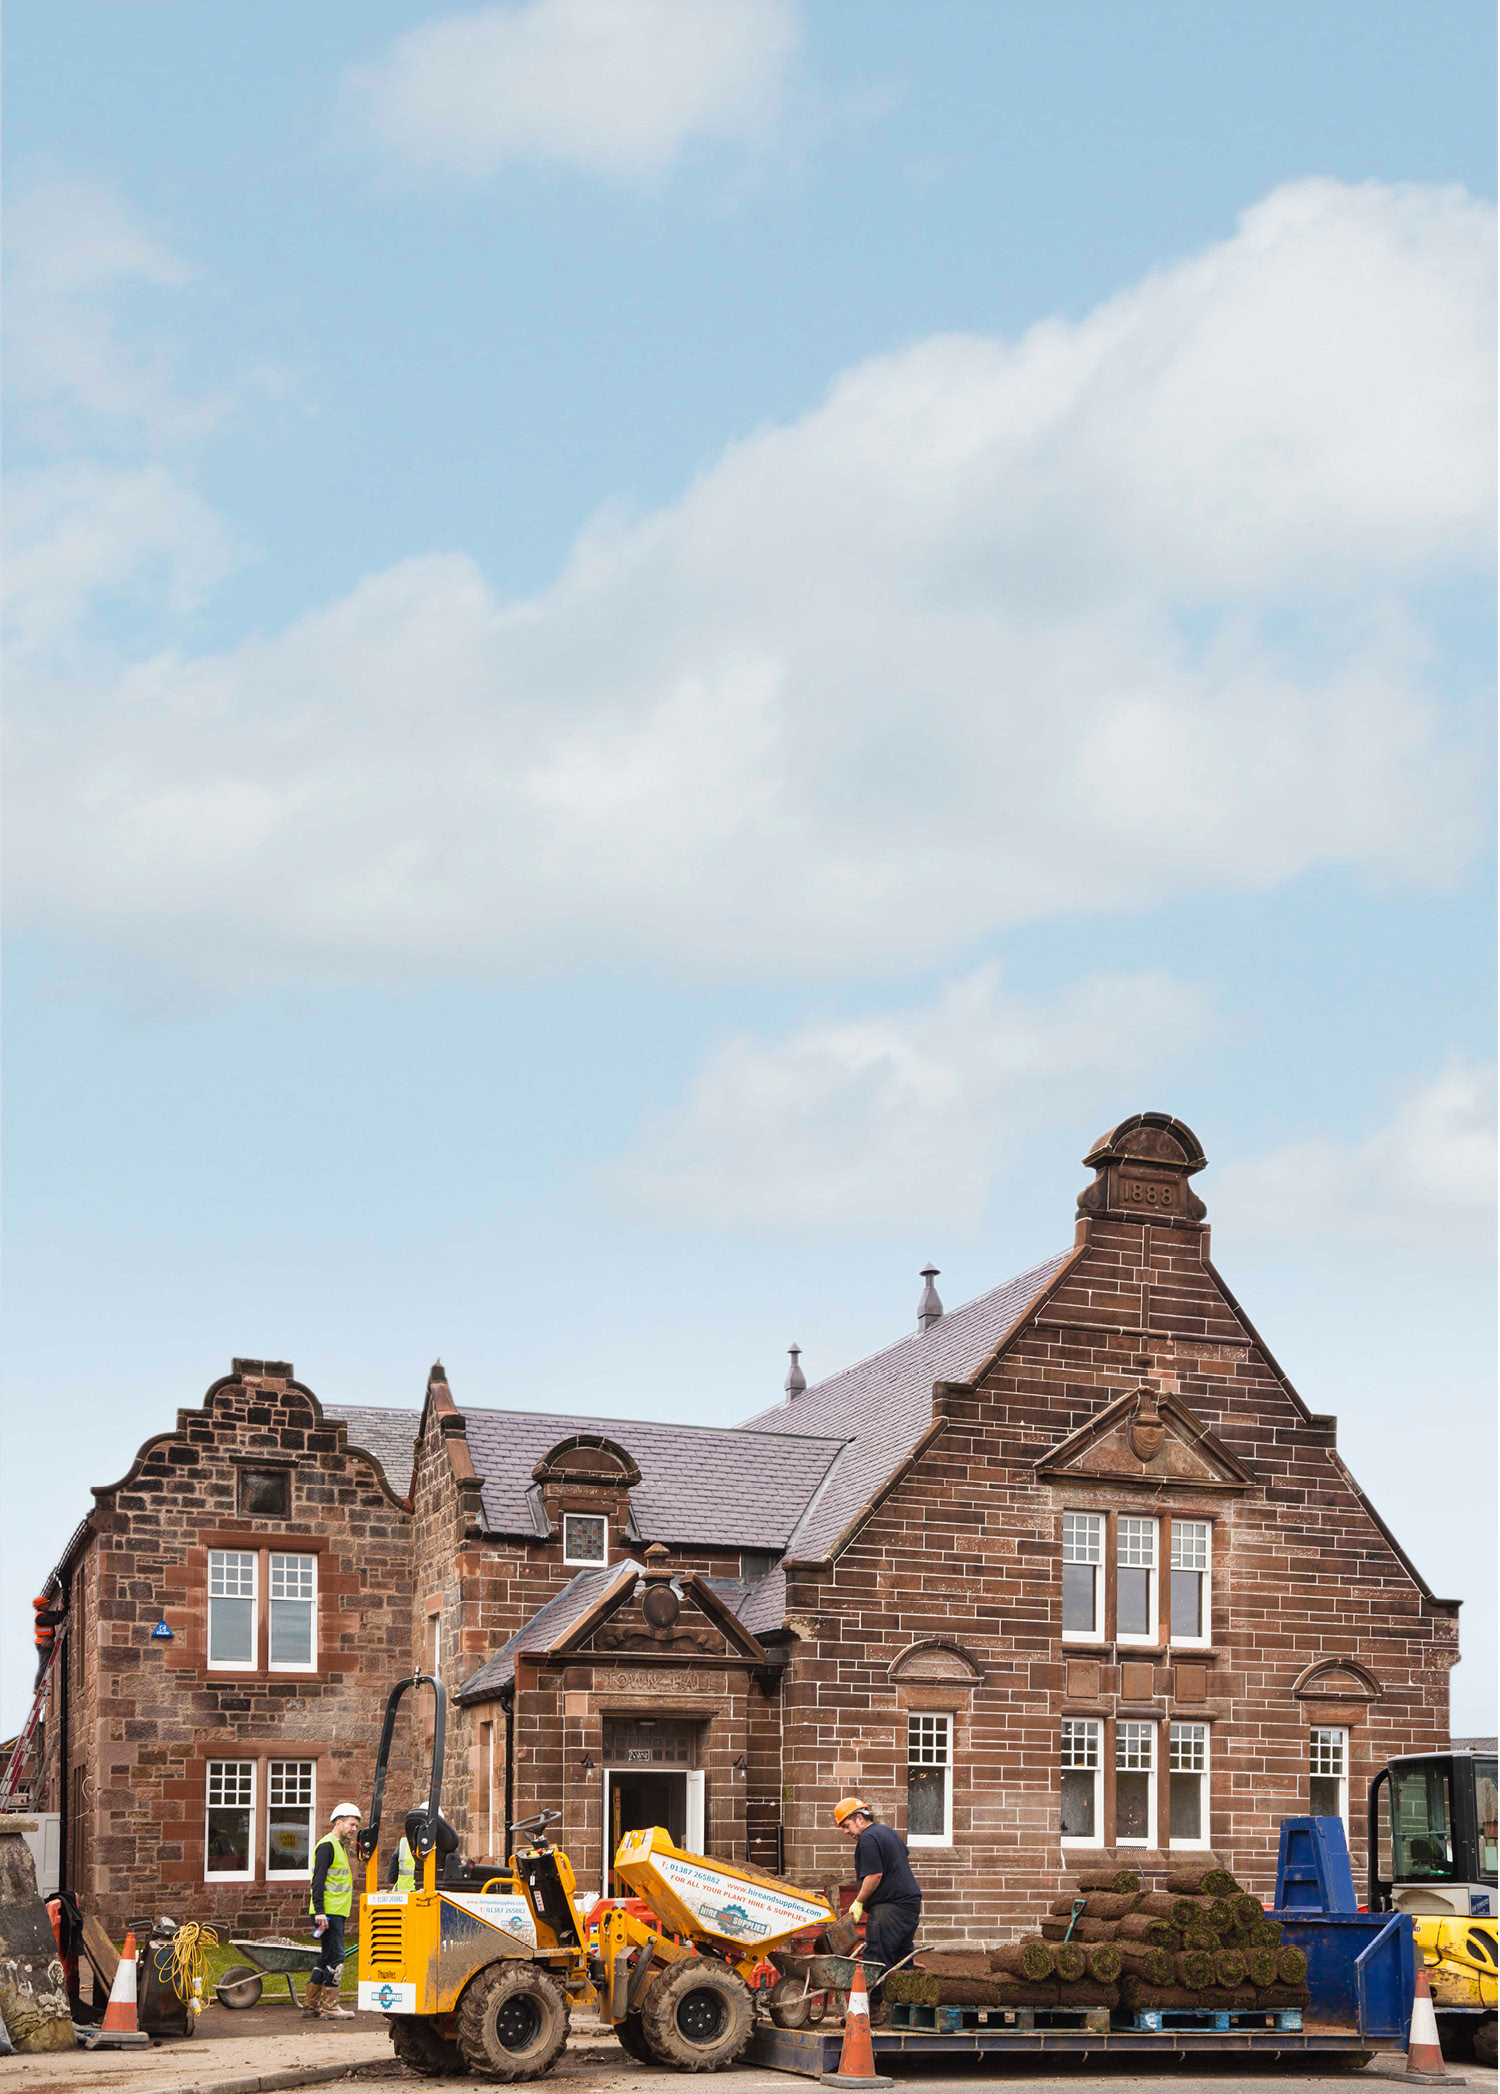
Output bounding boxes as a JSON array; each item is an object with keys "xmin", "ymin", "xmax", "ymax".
[
  {"xmin": 395, "ymin": 1837, "xmax": 417, "ymax": 1893},
  {"xmin": 310, "ymin": 1834, "xmax": 353, "ymax": 1918}
]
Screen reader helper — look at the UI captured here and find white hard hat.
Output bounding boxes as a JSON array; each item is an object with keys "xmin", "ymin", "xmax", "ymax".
[{"xmin": 330, "ymin": 1802, "xmax": 362, "ymax": 1821}]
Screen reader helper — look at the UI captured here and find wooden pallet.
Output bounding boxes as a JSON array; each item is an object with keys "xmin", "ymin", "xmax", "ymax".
[
  {"xmin": 1119, "ymin": 2007, "xmax": 1303, "ymax": 2033},
  {"xmin": 884, "ymin": 2001, "xmax": 1112, "ymax": 2033}
]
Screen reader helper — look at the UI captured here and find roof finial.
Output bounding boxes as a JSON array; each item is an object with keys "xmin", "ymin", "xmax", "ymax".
[
  {"xmin": 784, "ymin": 1345, "xmax": 807, "ymax": 1399},
  {"xmin": 918, "ymin": 1265, "xmax": 943, "ymax": 1331}
]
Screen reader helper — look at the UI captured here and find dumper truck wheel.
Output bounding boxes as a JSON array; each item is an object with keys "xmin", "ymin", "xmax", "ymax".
[
  {"xmin": 641, "ymin": 1961, "xmax": 753, "ymax": 2072},
  {"xmin": 457, "ymin": 1964, "xmax": 570, "ymax": 2082},
  {"xmin": 390, "ymin": 2013, "xmax": 470, "ymax": 2076},
  {"xmin": 615, "ymin": 2010, "xmax": 654, "ymax": 2062},
  {"xmin": 1473, "ymin": 2016, "xmax": 1497, "ymax": 2068}
]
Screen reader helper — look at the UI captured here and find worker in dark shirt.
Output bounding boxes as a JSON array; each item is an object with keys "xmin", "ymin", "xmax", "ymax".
[{"xmin": 833, "ymin": 1795, "xmax": 922, "ymax": 2017}]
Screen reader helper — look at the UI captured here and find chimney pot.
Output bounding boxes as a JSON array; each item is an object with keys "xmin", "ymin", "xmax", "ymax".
[
  {"xmin": 784, "ymin": 1345, "xmax": 807, "ymax": 1399},
  {"xmin": 918, "ymin": 1265, "xmax": 943, "ymax": 1331}
]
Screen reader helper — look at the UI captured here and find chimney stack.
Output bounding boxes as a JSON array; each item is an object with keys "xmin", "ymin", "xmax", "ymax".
[
  {"xmin": 917, "ymin": 1265, "xmax": 943, "ymax": 1331},
  {"xmin": 784, "ymin": 1346, "xmax": 807, "ymax": 1400}
]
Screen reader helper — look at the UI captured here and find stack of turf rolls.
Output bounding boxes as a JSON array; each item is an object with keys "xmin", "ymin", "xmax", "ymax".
[{"xmin": 882, "ymin": 1863, "xmax": 1309, "ymax": 2019}]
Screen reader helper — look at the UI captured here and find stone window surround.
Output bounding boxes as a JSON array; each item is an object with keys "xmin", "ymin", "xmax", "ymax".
[
  {"xmin": 1059, "ymin": 1709, "xmax": 1242, "ymax": 1852},
  {"xmin": 200, "ymin": 1747, "xmax": 328, "ymax": 1885},
  {"xmin": 201, "ymin": 1533, "xmax": 327, "ymax": 1677},
  {"xmin": 1062, "ymin": 1508, "xmax": 1216, "ymax": 1651}
]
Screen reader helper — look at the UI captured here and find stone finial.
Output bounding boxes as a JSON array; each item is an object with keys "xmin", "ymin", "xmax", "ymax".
[
  {"xmin": 785, "ymin": 1346, "xmax": 807, "ymax": 1399},
  {"xmin": 918, "ymin": 1265, "xmax": 943, "ymax": 1331},
  {"xmin": 428, "ymin": 1360, "xmax": 447, "ymax": 1388},
  {"xmin": 1077, "ymin": 1112, "xmax": 1208, "ymax": 1228}
]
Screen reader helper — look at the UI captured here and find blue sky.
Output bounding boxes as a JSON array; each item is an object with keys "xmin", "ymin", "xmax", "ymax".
[{"xmin": 3, "ymin": 0, "xmax": 1495, "ymax": 1736}]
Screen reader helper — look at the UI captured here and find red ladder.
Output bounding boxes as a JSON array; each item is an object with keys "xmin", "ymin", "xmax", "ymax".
[{"xmin": 0, "ymin": 1638, "xmax": 61, "ymax": 1810}]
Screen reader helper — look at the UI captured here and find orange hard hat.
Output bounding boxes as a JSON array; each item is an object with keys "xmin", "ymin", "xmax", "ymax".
[{"xmin": 833, "ymin": 1796, "xmax": 870, "ymax": 1826}]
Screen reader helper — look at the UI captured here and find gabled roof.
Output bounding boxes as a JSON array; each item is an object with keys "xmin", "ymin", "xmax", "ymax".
[
  {"xmin": 739, "ymin": 1251, "xmax": 1073, "ymax": 1564},
  {"xmin": 457, "ymin": 1558, "xmax": 779, "ymax": 1701}
]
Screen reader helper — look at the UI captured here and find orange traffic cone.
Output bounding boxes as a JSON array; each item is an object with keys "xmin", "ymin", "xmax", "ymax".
[
  {"xmin": 1405, "ymin": 1966, "xmax": 1449, "ymax": 2078},
  {"xmin": 84, "ymin": 1931, "xmax": 150, "ymax": 2048},
  {"xmin": 819, "ymin": 1960, "xmax": 893, "ymax": 2088},
  {"xmin": 101, "ymin": 1933, "xmax": 139, "ymax": 2032}
]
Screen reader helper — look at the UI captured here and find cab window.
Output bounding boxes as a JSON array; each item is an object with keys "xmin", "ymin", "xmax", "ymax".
[
  {"xmin": 1391, "ymin": 1762, "xmax": 1456, "ymax": 1880},
  {"xmin": 1476, "ymin": 1758, "xmax": 1497, "ymax": 1881}
]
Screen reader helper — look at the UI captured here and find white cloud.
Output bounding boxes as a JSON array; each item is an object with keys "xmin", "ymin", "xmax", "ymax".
[
  {"xmin": 1214, "ymin": 1060, "xmax": 1496, "ymax": 1257},
  {"xmin": 352, "ymin": 0, "xmax": 800, "ymax": 180},
  {"xmin": 4, "ymin": 180, "xmax": 227, "ymax": 445},
  {"xmin": 6, "ymin": 178, "xmax": 1494, "ymax": 991},
  {"xmin": 609, "ymin": 964, "xmax": 1210, "ymax": 1232}
]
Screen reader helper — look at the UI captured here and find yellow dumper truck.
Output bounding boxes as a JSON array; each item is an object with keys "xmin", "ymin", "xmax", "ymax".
[{"xmin": 356, "ymin": 1671, "xmax": 835, "ymax": 2078}]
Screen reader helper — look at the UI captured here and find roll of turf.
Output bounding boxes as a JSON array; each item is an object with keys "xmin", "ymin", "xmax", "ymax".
[
  {"xmin": 1214, "ymin": 1948, "xmax": 1246, "ymax": 1987},
  {"xmin": 1276, "ymin": 1946, "xmax": 1308, "ymax": 1984},
  {"xmin": 1245, "ymin": 1947, "xmax": 1278, "ymax": 1989},
  {"xmin": 1073, "ymin": 1870, "xmax": 1142, "ymax": 1894},
  {"xmin": 1175, "ymin": 1949, "xmax": 1215, "ymax": 1990},
  {"xmin": 1054, "ymin": 1942, "xmax": 1087, "ymax": 1983},
  {"xmin": 991, "ymin": 1940, "xmax": 1054, "ymax": 1982},
  {"xmin": 1085, "ymin": 1942, "xmax": 1122, "ymax": 1983}
]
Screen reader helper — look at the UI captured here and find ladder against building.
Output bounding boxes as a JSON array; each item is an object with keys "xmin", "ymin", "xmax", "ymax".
[{"xmin": 0, "ymin": 1640, "xmax": 60, "ymax": 1811}]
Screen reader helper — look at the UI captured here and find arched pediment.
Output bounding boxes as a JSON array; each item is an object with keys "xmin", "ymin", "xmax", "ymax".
[
  {"xmin": 532, "ymin": 1435, "xmax": 642, "ymax": 1488},
  {"xmin": 1291, "ymin": 1656, "xmax": 1381, "ymax": 1702},
  {"xmin": 888, "ymin": 1639, "xmax": 984, "ymax": 1686}
]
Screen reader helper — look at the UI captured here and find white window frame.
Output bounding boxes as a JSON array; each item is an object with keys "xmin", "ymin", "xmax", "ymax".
[
  {"xmin": 906, "ymin": 1713, "xmax": 954, "ymax": 1848},
  {"xmin": 268, "ymin": 1553, "xmax": 318, "ymax": 1673},
  {"xmin": 1169, "ymin": 1722, "xmax": 1211, "ymax": 1849},
  {"xmin": 1169, "ymin": 1519, "xmax": 1212, "ymax": 1648},
  {"xmin": 1116, "ymin": 1516, "xmax": 1159, "ymax": 1646},
  {"xmin": 1061, "ymin": 1512, "xmax": 1104, "ymax": 1644},
  {"xmin": 1114, "ymin": 1720, "xmax": 1158, "ymax": 1848},
  {"xmin": 1310, "ymin": 1726, "xmax": 1350, "ymax": 1827},
  {"xmin": 207, "ymin": 1550, "xmax": 258, "ymax": 1671},
  {"xmin": 205, "ymin": 1758, "xmax": 257, "ymax": 1881},
  {"xmin": 562, "ymin": 1512, "xmax": 609, "ymax": 1568},
  {"xmin": 266, "ymin": 1758, "xmax": 316, "ymax": 1879},
  {"xmin": 1060, "ymin": 1718, "xmax": 1104, "ymax": 1848}
]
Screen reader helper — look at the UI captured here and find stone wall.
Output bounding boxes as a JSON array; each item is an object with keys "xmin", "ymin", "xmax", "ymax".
[
  {"xmin": 777, "ymin": 1207, "xmax": 1453, "ymax": 1935},
  {"xmin": 66, "ymin": 1361, "xmax": 414, "ymax": 1934}
]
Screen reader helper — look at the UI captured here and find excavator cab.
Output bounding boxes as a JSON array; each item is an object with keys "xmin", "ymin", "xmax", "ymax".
[{"xmin": 1369, "ymin": 1747, "xmax": 1498, "ymax": 2065}]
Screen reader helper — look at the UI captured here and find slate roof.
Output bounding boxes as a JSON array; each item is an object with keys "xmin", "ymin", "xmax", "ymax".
[
  {"xmin": 328, "ymin": 1404, "xmax": 422, "ymax": 1500},
  {"xmin": 459, "ymin": 1561, "xmax": 637, "ymax": 1700},
  {"xmin": 459, "ymin": 1410, "xmax": 845, "ymax": 1549},
  {"xmin": 739, "ymin": 1251, "xmax": 1073, "ymax": 1564}
]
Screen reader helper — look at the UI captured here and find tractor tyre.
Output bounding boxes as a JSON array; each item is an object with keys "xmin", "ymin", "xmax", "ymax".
[
  {"xmin": 615, "ymin": 2010, "xmax": 654, "ymax": 2062},
  {"xmin": 457, "ymin": 1963, "xmax": 571, "ymax": 2082},
  {"xmin": 1473, "ymin": 2016, "xmax": 1497, "ymax": 2068},
  {"xmin": 389, "ymin": 2013, "xmax": 470, "ymax": 2076},
  {"xmin": 640, "ymin": 1960, "xmax": 754, "ymax": 2072},
  {"xmin": 768, "ymin": 1978, "xmax": 812, "ymax": 2029}
]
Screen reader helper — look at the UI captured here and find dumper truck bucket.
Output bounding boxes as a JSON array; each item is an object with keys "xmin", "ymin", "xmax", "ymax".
[{"xmin": 612, "ymin": 1825, "xmax": 832, "ymax": 1953}]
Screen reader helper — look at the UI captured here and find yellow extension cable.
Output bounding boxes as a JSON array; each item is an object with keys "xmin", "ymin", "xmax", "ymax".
[{"xmin": 154, "ymin": 1920, "xmax": 219, "ymax": 2016}]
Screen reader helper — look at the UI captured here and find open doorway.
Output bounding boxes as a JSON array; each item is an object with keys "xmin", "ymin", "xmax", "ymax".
[{"xmin": 602, "ymin": 1716, "xmax": 705, "ymax": 1890}]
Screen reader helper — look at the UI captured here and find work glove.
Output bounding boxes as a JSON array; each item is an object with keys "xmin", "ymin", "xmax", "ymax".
[
  {"xmin": 849, "ymin": 1900, "xmax": 864, "ymax": 1923},
  {"xmin": 313, "ymin": 1915, "xmax": 328, "ymax": 1936}
]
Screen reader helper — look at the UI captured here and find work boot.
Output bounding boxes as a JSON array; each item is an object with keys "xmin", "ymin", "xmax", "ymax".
[
  {"xmin": 301, "ymin": 1982, "xmax": 324, "ymax": 2017},
  {"xmin": 319, "ymin": 1990, "xmax": 355, "ymax": 2019}
]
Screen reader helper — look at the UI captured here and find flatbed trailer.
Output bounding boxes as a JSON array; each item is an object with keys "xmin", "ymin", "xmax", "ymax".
[{"xmin": 746, "ymin": 2020, "xmax": 1375, "ymax": 2076}]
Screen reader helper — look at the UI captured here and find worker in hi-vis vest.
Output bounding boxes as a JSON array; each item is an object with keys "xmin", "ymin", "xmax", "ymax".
[
  {"xmin": 387, "ymin": 1819, "xmax": 419, "ymax": 1892},
  {"xmin": 305, "ymin": 1802, "xmax": 361, "ymax": 2019}
]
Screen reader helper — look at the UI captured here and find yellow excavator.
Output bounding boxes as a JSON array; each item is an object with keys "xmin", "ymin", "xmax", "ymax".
[
  {"xmin": 355, "ymin": 1672, "xmax": 838, "ymax": 2078},
  {"xmin": 1368, "ymin": 1744, "xmax": 1497, "ymax": 2065}
]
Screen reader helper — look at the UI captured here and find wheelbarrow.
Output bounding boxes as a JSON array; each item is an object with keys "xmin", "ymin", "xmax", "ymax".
[
  {"xmin": 218, "ymin": 1935, "xmax": 335, "ymax": 2009},
  {"xmin": 763, "ymin": 1948, "xmax": 919, "ymax": 2030}
]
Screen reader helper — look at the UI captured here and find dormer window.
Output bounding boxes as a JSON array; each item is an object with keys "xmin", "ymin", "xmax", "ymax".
[{"xmin": 563, "ymin": 1513, "xmax": 608, "ymax": 1566}]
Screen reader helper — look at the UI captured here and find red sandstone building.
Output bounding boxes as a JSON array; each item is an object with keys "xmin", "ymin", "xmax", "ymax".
[{"xmin": 30, "ymin": 1114, "xmax": 1460, "ymax": 1934}]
